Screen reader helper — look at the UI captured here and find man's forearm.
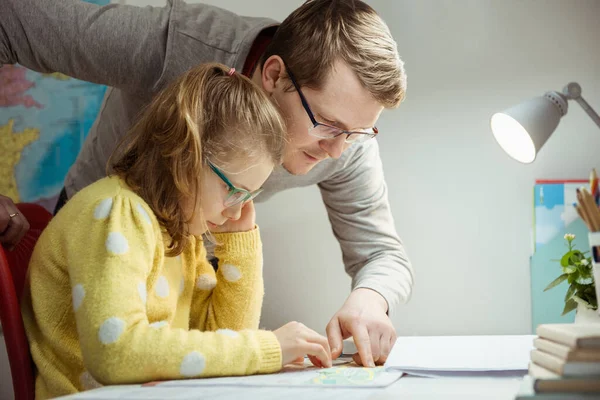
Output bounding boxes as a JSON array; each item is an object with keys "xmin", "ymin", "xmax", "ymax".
[
  {"xmin": 319, "ymin": 139, "xmax": 414, "ymax": 314},
  {"xmin": 350, "ymin": 256, "xmax": 414, "ymax": 313},
  {"xmin": 1, "ymin": 0, "xmax": 170, "ymax": 91}
]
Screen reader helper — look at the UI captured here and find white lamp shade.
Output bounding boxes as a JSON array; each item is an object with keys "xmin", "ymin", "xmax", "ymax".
[{"xmin": 491, "ymin": 94, "xmax": 566, "ymax": 163}]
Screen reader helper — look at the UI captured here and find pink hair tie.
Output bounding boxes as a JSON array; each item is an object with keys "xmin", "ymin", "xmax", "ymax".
[{"xmin": 227, "ymin": 67, "xmax": 236, "ymax": 76}]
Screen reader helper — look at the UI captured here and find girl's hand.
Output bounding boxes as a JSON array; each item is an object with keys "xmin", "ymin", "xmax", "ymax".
[
  {"xmin": 210, "ymin": 201, "xmax": 256, "ymax": 233},
  {"xmin": 274, "ymin": 321, "xmax": 332, "ymax": 368}
]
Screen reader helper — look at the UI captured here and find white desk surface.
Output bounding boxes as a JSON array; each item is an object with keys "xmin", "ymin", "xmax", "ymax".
[{"xmin": 60, "ymin": 375, "xmax": 524, "ymax": 400}]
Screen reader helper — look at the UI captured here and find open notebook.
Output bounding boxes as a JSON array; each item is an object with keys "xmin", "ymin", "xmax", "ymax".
[{"xmin": 384, "ymin": 335, "xmax": 536, "ymax": 377}]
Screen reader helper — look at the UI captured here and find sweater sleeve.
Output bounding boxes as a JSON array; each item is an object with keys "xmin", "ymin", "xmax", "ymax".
[
  {"xmin": 318, "ymin": 139, "xmax": 414, "ymax": 314},
  {"xmin": 0, "ymin": 0, "xmax": 171, "ymax": 92},
  {"xmin": 68, "ymin": 194, "xmax": 281, "ymax": 385},
  {"xmin": 189, "ymin": 229, "xmax": 265, "ymax": 331}
]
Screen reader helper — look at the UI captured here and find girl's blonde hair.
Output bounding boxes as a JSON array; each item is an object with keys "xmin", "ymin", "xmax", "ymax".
[{"xmin": 110, "ymin": 63, "xmax": 286, "ymax": 255}]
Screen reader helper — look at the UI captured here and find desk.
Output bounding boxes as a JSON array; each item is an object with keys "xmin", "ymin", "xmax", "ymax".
[
  {"xmin": 60, "ymin": 375, "xmax": 524, "ymax": 400},
  {"xmin": 377, "ymin": 376, "xmax": 523, "ymax": 399}
]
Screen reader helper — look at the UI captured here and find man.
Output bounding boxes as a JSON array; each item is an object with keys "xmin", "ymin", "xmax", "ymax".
[{"xmin": 0, "ymin": 0, "xmax": 414, "ymax": 367}]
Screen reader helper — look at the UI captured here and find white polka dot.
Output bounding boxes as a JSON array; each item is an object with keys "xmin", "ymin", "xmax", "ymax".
[
  {"xmin": 179, "ymin": 277, "xmax": 185, "ymax": 296},
  {"xmin": 180, "ymin": 351, "xmax": 206, "ymax": 377},
  {"xmin": 105, "ymin": 232, "xmax": 128, "ymax": 255},
  {"xmin": 137, "ymin": 203, "xmax": 152, "ymax": 225},
  {"xmin": 80, "ymin": 370, "xmax": 102, "ymax": 390},
  {"xmin": 155, "ymin": 275, "xmax": 170, "ymax": 298},
  {"xmin": 221, "ymin": 264, "xmax": 242, "ymax": 282},
  {"xmin": 138, "ymin": 282, "xmax": 147, "ymax": 305},
  {"xmin": 72, "ymin": 284, "xmax": 85, "ymax": 312},
  {"xmin": 196, "ymin": 274, "xmax": 217, "ymax": 290},
  {"xmin": 94, "ymin": 198, "xmax": 113, "ymax": 220},
  {"xmin": 149, "ymin": 320, "xmax": 169, "ymax": 329},
  {"xmin": 216, "ymin": 329, "xmax": 239, "ymax": 338},
  {"xmin": 98, "ymin": 317, "xmax": 125, "ymax": 344}
]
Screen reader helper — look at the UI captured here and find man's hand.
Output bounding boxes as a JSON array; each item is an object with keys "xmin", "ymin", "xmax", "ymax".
[
  {"xmin": 326, "ymin": 288, "xmax": 396, "ymax": 367},
  {"xmin": 0, "ymin": 194, "xmax": 29, "ymax": 250}
]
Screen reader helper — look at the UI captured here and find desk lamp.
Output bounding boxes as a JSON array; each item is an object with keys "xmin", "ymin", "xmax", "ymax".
[
  {"xmin": 490, "ymin": 82, "xmax": 600, "ymax": 163},
  {"xmin": 490, "ymin": 82, "xmax": 600, "ymax": 318}
]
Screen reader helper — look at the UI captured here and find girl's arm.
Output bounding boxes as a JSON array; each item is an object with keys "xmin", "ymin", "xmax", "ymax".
[
  {"xmin": 69, "ymin": 194, "xmax": 281, "ymax": 385},
  {"xmin": 190, "ymin": 229, "xmax": 265, "ymax": 331}
]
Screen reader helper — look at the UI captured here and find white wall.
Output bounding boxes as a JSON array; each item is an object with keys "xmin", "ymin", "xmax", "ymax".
[
  {"xmin": 376, "ymin": 0, "xmax": 600, "ymax": 335},
  {"xmin": 168, "ymin": 0, "xmax": 600, "ymax": 336}
]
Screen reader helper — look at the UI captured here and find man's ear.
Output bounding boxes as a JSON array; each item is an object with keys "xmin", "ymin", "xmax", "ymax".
[{"xmin": 260, "ymin": 55, "xmax": 285, "ymax": 95}]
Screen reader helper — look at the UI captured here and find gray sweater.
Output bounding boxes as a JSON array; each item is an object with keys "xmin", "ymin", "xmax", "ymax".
[{"xmin": 0, "ymin": 0, "xmax": 413, "ymax": 312}]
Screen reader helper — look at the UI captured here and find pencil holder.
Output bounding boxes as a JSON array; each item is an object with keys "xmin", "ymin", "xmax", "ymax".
[{"xmin": 587, "ymin": 232, "xmax": 600, "ymax": 321}]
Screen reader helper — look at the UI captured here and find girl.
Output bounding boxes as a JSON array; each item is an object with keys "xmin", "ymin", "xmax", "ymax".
[{"xmin": 21, "ymin": 63, "xmax": 332, "ymax": 399}]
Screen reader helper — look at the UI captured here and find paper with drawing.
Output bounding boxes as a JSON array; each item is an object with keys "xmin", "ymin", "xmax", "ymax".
[{"xmin": 154, "ymin": 361, "xmax": 402, "ymax": 388}]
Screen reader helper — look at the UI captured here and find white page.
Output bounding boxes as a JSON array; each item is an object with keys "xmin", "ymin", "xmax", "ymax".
[{"xmin": 384, "ymin": 335, "xmax": 536, "ymax": 374}]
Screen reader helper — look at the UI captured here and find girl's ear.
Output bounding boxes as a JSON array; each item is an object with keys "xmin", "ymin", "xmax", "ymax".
[{"xmin": 261, "ymin": 55, "xmax": 286, "ymax": 95}]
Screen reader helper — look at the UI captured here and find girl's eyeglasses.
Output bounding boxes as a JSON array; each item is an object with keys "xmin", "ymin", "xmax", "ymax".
[{"xmin": 209, "ymin": 162, "xmax": 263, "ymax": 208}]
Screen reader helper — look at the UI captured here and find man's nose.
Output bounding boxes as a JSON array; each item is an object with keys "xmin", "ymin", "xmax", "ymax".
[{"xmin": 319, "ymin": 134, "xmax": 346, "ymax": 159}]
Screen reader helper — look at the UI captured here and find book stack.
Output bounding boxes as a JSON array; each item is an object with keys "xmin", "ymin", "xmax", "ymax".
[{"xmin": 516, "ymin": 323, "xmax": 600, "ymax": 399}]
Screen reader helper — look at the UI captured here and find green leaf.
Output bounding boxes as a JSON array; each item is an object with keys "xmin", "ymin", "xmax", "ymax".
[
  {"xmin": 564, "ymin": 285, "xmax": 576, "ymax": 302},
  {"xmin": 572, "ymin": 296, "xmax": 593, "ymax": 308},
  {"xmin": 575, "ymin": 267, "xmax": 593, "ymax": 284},
  {"xmin": 562, "ymin": 265, "xmax": 577, "ymax": 274},
  {"xmin": 562, "ymin": 298, "xmax": 578, "ymax": 315},
  {"xmin": 583, "ymin": 287, "xmax": 596, "ymax": 296},
  {"xmin": 570, "ymin": 271, "xmax": 581, "ymax": 281},
  {"xmin": 561, "ymin": 252, "xmax": 573, "ymax": 267},
  {"xmin": 576, "ymin": 276, "xmax": 594, "ymax": 285},
  {"xmin": 577, "ymin": 263, "xmax": 592, "ymax": 273},
  {"xmin": 581, "ymin": 292, "xmax": 596, "ymax": 308},
  {"xmin": 544, "ymin": 274, "xmax": 568, "ymax": 291}
]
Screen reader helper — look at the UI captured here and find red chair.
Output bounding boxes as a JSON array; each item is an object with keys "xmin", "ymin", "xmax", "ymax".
[{"xmin": 0, "ymin": 203, "xmax": 53, "ymax": 400}]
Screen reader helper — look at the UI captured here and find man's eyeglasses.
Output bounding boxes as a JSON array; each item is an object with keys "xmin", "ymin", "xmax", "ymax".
[
  {"xmin": 209, "ymin": 162, "xmax": 263, "ymax": 208},
  {"xmin": 285, "ymin": 65, "xmax": 379, "ymax": 143}
]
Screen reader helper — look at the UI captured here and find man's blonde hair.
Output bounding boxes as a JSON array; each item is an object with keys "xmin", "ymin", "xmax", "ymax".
[
  {"xmin": 110, "ymin": 63, "xmax": 286, "ymax": 255},
  {"xmin": 262, "ymin": 0, "xmax": 406, "ymax": 108}
]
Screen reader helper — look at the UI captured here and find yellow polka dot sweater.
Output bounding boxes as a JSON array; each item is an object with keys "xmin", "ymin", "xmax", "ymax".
[{"xmin": 21, "ymin": 176, "xmax": 282, "ymax": 399}]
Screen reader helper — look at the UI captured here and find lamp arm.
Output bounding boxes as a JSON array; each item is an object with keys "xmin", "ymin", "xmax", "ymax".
[
  {"xmin": 574, "ymin": 96, "xmax": 600, "ymax": 129},
  {"xmin": 563, "ymin": 82, "xmax": 600, "ymax": 129}
]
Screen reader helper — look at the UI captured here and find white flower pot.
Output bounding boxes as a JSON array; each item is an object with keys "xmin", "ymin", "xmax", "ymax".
[
  {"xmin": 587, "ymin": 232, "xmax": 600, "ymax": 322},
  {"xmin": 574, "ymin": 303, "xmax": 600, "ymax": 324}
]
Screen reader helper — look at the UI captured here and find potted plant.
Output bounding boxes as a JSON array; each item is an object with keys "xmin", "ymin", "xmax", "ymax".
[{"xmin": 544, "ymin": 234, "xmax": 598, "ymax": 323}]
